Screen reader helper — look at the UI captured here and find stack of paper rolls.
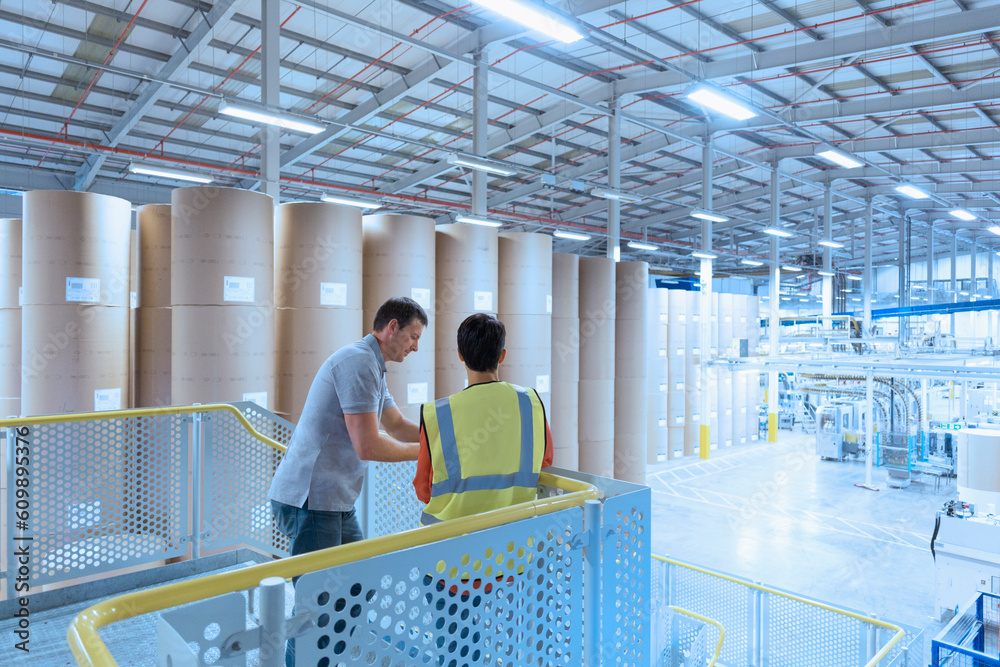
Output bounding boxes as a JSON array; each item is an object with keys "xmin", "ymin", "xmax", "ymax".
[
  {"xmin": 551, "ymin": 253, "xmax": 580, "ymax": 468},
  {"xmin": 0, "ymin": 218, "xmax": 20, "ymax": 418},
  {"xmin": 134, "ymin": 204, "xmax": 172, "ymax": 408},
  {"xmin": 21, "ymin": 191, "xmax": 130, "ymax": 416},
  {"xmin": 362, "ymin": 214, "xmax": 436, "ymax": 424},
  {"xmin": 171, "ymin": 187, "xmax": 274, "ymax": 409},
  {"xmin": 614, "ymin": 261, "xmax": 647, "ymax": 483},
  {"xmin": 275, "ymin": 202, "xmax": 363, "ymax": 423},
  {"xmin": 578, "ymin": 257, "xmax": 615, "ymax": 477}
]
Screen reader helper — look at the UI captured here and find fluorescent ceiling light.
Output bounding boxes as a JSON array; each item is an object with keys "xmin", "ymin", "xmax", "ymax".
[
  {"xmin": 691, "ymin": 209, "xmax": 727, "ymax": 223},
  {"xmin": 782, "ymin": 265, "xmax": 802, "ymax": 272},
  {"xmin": 817, "ymin": 271, "xmax": 835, "ymax": 277},
  {"xmin": 692, "ymin": 251, "xmax": 717, "ymax": 260},
  {"xmin": 816, "ymin": 149, "xmax": 864, "ymax": 169},
  {"xmin": 470, "ymin": 0, "xmax": 584, "ymax": 42},
  {"xmin": 321, "ymin": 194, "xmax": 382, "ymax": 209},
  {"xmin": 591, "ymin": 187, "xmax": 643, "ymax": 204},
  {"xmin": 128, "ymin": 163, "xmax": 212, "ymax": 184},
  {"xmin": 456, "ymin": 215, "xmax": 503, "ymax": 228},
  {"xmin": 950, "ymin": 209, "xmax": 976, "ymax": 221},
  {"xmin": 844, "ymin": 289, "xmax": 853, "ymax": 293},
  {"xmin": 685, "ymin": 85, "xmax": 757, "ymax": 121},
  {"xmin": 960, "ymin": 291, "xmax": 970, "ymax": 296},
  {"xmin": 780, "ymin": 297, "xmax": 791, "ymax": 301},
  {"xmin": 895, "ymin": 184, "xmax": 930, "ymax": 199},
  {"xmin": 741, "ymin": 259, "xmax": 764, "ymax": 266},
  {"xmin": 219, "ymin": 100, "xmax": 324, "ymax": 134},
  {"xmin": 988, "ymin": 225, "xmax": 1000, "ymax": 236},
  {"xmin": 799, "ymin": 298, "xmax": 809, "ymax": 302},
  {"xmin": 818, "ymin": 240, "xmax": 844, "ymax": 249},
  {"xmin": 847, "ymin": 275, "xmax": 862, "ymax": 281},
  {"xmin": 447, "ymin": 153, "xmax": 519, "ymax": 176},
  {"xmin": 627, "ymin": 241, "xmax": 657, "ymax": 251},
  {"xmin": 553, "ymin": 230, "xmax": 591, "ymax": 241},
  {"xmin": 763, "ymin": 227, "xmax": 793, "ymax": 238},
  {"xmin": 851, "ymin": 298, "xmax": 861, "ymax": 302}
]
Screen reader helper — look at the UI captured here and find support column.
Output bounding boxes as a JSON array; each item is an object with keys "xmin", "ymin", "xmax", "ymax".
[
  {"xmin": 699, "ymin": 137, "xmax": 714, "ymax": 458},
  {"xmin": 865, "ymin": 372, "xmax": 874, "ymax": 488},
  {"xmin": 863, "ymin": 199, "xmax": 873, "ymax": 338},
  {"xmin": 951, "ymin": 233, "xmax": 958, "ymax": 334},
  {"xmin": 971, "ymin": 238, "xmax": 979, "ymax": 339},
  {"xmin": 928, "ymin": 222, "xmax": 935, "ymax": 305},
  {"xmin": 768, "ymin": 166, "xmax": 780, "ymax": 443},
  {"xmin": 260, "ymin": 0, "xmax": 280, "ymax": 202},
  {"xmin": 898, "ymin": 213, "xmax": 907, "ymax": 347},
  {"xmin": 607, "ymin": 98, "xmax": 620, "ymax": 261},
  {"xmin": 472, "ymin": 46, "xmax": 487, "ymax": 217},
  {"xmin": 989, "ymin": 241, "xmax": 995, "ymax": 346},
  {"xmin": 822, "ymin": 188, "xmax": 833, "ymax": 329}
]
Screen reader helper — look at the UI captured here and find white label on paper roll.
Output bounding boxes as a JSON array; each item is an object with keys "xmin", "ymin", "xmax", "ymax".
[
  {"xmin": 659, "ymin": 383, "xmax": 668, "ymax": 393},
  {"xmin": 658, "ymin": 348, "xmax": 667, "ymax": 358},
  {"xmin": 243, "ymin": 391, "xmax": 268, "ymax": 409},
  {"xmin": 675, "ymin": 416, "xmax": 684, "ymax": 425},
  {"xmin": 224, "ymin": 276, "xmax": 255, "ymax": 303},
  {"xmin": 94, "ymin": 388, "xmax": 121, "ymax": 411},
  {"xmin": 546, "ymin": 294, "xmax": 552, "ymax": 313},
  {"xmin": 725, "ymin": 316, "xmax": 732, "ymax": 323},
  {"xmin": 66, "ymin": 277, "xmax": 100, "ymax": 303},
  {"xmin": 658, "ymin": 418, "xmax": 667, "ymax": 428},
  {"xmin": 710, "ymin": 410, "xmax": 718, "ymax": 419},
  {"xmin": 675, "ymin": 382, "xmax": 684, "ymax": 391},
  {"xmin": 659, "ymin": 312, "xmax": 667, "ymax": 322},
  {"xmin": 18, "ymin": 286, "xmax": 23, "ymax": 306},
  {"xmin": 725, "ymin": 439, "xmax": 732, "ymax": 447},
  {"xmin": 693, "ymin": 347, "xmax": 701, "ymax": 355},
  {"xmin": 411, "ymin": 287, "xmax": 431, "ymax": 309},
  {"xmin": 130, "ymin": 291, "xmax": 137, "ymax": 309},
  {"xmin": 407, "ymin": 382, "xmax": 428, "ymax": 404},
  {"xmin": 726, "ymin": 409, "xmax": 732, "ymax": 416},
  {"xmin": 741, "ymin": 407, "xmax": 747, "ymax": 414},
  {"xmin": 675, "ymin": 348, "xmax": 684, "ymax": 356},
  {"xmin": 693, "ymin": 314, "xmax": 700, "ymax": 322},
  {"xmin": 711, "ymin": 347, "xmax": 718, "ymax": 355},
  {"xmin": 535, "ymin": 374, "xmax": 550, "ymax": 393},
  {"xmin": 741, "ymin": 317, "xmax": 747, "ymax": 324},
  {"xmin": 693, "ymin": 413, "xmax": 701, "ymax": 421},
  {"xmin": 320, "ymin": 282, "xmax": 348, "ymax": 306},
  {"xmin": 474, "ymin": 291, "xmax": 494, "ymax": 312}
]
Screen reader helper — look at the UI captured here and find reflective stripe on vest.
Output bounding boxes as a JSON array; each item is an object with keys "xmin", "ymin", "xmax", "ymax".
[{"xmin": 430, "ymin": 386, "xmax": 536, "ymax": 498}]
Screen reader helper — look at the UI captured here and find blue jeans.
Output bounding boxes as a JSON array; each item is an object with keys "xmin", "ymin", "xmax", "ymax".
[{"xmin": 270, "ymin": 499, "xmax": 364, "ymax": 666}]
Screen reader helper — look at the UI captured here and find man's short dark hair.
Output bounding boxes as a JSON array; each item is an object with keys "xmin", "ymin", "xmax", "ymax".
[
  {"xmin": 457, "ymin": 314, "xmax": 506, "ymax": 372},
  {"xmin": 373, "ymin": 297, "xmax": 428, "ymax": 332}
]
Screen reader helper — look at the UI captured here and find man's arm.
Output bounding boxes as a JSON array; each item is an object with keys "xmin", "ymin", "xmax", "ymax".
[
  {"xmin": 380, "ymin": 405, "xmax": 420, "ymax": 442},
  {"xmin": 344, "ymin": 412, "xmax": 419, "ymax": 462},
  {"xmin": 412, "ymin": 422, "xmax": 433, "ymax": 503}
]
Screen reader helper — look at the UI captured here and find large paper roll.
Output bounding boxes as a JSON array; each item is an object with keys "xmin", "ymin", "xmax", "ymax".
[
  {"xmin": 363, "ymin": 214, "xmax": 435, "ymax": 421},
  {"xmin": 579, "ymin": 258, "xmax": 615, "ymax": 381},
  {"xmin": 171, "ymin": 305, "xmax": 275, "ymax": 407},
  {"xmin": 23, "ymin": 192, "xmax": 131, "ymax": 308},
  {"xmin": 550, "ymin": 381, "xmax": 579, "ymax": 469},
  {"xmin": 552, "ymin": 253, "xmax": 579, "ymax": 319},
  {"xmin": 134, "ymin": 307, "xmax": 172, "ymax": 408},
  {"xmin": 21, "ymin": 304, "xmax": 129, "ymax": 416},
  {"xmin": 615, "ymin": 261, "xmax": 648, "ymax": 321},
  {"xmin": 500, "ymin": 313, "xmax": 552, "ymax": 398},
  {"xmin": 0, "ymin": 308, "xmax": 20, "ymax": 406},
  {"xmin": 498, "ymin": 232, "xmax": 552, "ymax": 316},
  {"xmin": 0, "ymin": 218, "xmax": 21, "ymax": 309},
  {"xmin": 137, "ymin": 205, "xmax": 171, "ymax": 309},
  {"xmin": 275, "ymin": 202, "xmax": 362, "ymax": 309},
  {"xmin": 276, "ymin": 308, "xmax": 363, "ymax": 421},
  {"xmin": 171, "ymin": 187, "xmax": 274, "ymax": 307}
]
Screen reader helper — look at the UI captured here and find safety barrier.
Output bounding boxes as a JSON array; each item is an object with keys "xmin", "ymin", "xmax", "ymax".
[
  {"xmin": 931, "ymin": 592, "xmax": 1000, "ymax": 667},
  {"xmin": 652, "ymin": 555, "xmax": 925, "ymax": 666},
  {"xmin": 1, "ymin": 402, "xmax": 293, "ymax": 599}
]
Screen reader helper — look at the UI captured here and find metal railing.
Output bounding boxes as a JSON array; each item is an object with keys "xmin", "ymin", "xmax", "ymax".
[
  {"xmin": 653, "ymin": 555, "xmax": 924, "ymax": 667},
  {"xmin": 1, "ymin": 402, "xmax": 293, "ymax": 599}
]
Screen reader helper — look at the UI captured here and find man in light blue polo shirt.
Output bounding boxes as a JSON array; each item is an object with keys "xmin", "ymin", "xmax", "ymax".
[{"xmin": 268, "ymin": 296, "xmax": 426, "ymax": 556}]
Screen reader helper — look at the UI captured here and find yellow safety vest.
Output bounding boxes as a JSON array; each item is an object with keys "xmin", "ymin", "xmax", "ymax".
[{"xmin": 420, "ymin": 381, "xmax": 546, "ymax": 525}]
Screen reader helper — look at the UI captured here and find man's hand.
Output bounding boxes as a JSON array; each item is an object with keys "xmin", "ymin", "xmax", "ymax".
[{"xmin": 344, "ymin": 412, "xmax": 419, "ymax": 462}]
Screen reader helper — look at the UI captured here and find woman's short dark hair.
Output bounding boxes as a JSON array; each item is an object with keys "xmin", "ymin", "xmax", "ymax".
[
  {"xmin": 457, "ymin": 313, "xmax": 506, "ymax": 372},
  {"xmin": 372, "ymin": 296, "xmax": 428, "ymax": 332}
]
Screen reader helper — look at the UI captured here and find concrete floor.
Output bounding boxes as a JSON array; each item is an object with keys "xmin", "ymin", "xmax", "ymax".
[{"xmin": 647, "ymin": 428, "xmax": 954, "ymax": 632}]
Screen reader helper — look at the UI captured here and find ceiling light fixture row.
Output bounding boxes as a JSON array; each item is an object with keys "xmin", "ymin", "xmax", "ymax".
[
  {"xmin": 219, "ymin": 100, "xmax": 325, "ymax": 134},
  {"xmin": 128, "ymin": 163, "xmax": 212, "ymax": 184},
  {"xmin": 446, "ymin": 153, "xmax": 520, "ymax": 176}
]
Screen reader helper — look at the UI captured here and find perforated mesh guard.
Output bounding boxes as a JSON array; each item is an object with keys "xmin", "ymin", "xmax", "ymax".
[
  {"xmin": 6, "ymin": 414, "xmax": 188, "ymax": 588},
  {"xmin": 368, "ymin": 460, "xmax": 423, "ymax": 537},
  {"xmin": 295, "ymin": 507, "xmax": 584, "ymax": 667},
  {"xmin": 603, "ymin": 486, "xmax": 651, "ymax": 667},
  {"xmin": 202, "ymin": 403, "xmax": 292, "ymax": 556}
]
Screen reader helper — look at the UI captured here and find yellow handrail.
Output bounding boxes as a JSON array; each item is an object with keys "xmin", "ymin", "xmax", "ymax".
[
  {"xmin": 0, "ymin": 403, "xmax": 287, "ymax": 453},
  {"xmin": 653, "ymin": 555, "xmax": 905, "ymax": 667},
  {"xmin": 68, "ymin": 472, "xmax": 598, "ymax": 666},
  {"xmin": 670, "ymin": 606, "xmax": 724, "ymax": 666}
]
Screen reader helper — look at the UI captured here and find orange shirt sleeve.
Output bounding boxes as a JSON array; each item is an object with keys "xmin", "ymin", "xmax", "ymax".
[
  {"xmin": 542, "ymin": 418, "xmax": 554, "ymax": 468},
  {"xmin": 413, "ymin": 422, "xmax": 432, "ymax": 504}
]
